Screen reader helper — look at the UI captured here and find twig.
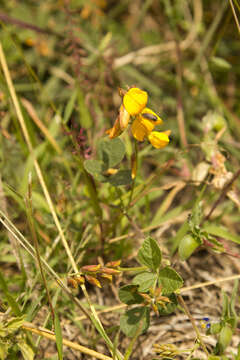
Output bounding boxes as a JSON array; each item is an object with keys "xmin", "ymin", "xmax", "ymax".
[
  {"xmin": 181, "ymin": 273, "xmax": 240, "ymax": 292},
  {"xmin": 201, "ymin": 168, "xmax": 240, "ymax": 225},
  {"xmin": 0, "ymin": 12, "xmax": 63, "ymax": 38},
  {"xmin": 228, "ymin": 0, "xmax": 240, "ymax": 34},
  {"xmin": 175, "ymin": 40, "xmax": 188, "ymax": 148},
  {"xmin": 21, "ymin": 97, "xmax": 62, "ymax": 154}
]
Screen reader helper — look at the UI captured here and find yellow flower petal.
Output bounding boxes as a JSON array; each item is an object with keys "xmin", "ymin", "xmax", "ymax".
[
  {"xmin": 148, "ymin": 131, "xmax": 170, "ymax": 149},
  {"xmin": 131, "ymin": 117, "xmax": 154, "ymax": 141},
  {"xmin": 123, "ymin": 87, "xmax": 148, "ymax": 115},
  {"xmin": 140, "ymin": 108, "xmax": 163, "ymax": 125}
]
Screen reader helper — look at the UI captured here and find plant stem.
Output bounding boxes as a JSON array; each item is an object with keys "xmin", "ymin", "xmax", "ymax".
[
  {"xmin": 177, "ymin": 295, "xmax": 209, "ymax": 357},
  {"xmin": 127, "ymin": 139, "xmax": 138, "ymax": 208},
  {"xmin": 118, "ymin": 266, "xmax": 147, "ymax": 272}
]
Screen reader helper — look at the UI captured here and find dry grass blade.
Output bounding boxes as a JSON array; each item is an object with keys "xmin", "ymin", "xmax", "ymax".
[
  {"xmin": 21, "ymin": 97, "xmax": 62, "ymax": 154},
  {"xmin": 22, "ymin": 323, "xmax": 113, "ymax": 360},
  {"xmin": 228, "ymin": 0, "xmax": 240, "ymax": 34}
]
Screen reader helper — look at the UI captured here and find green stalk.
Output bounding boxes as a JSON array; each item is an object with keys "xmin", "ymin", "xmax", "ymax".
[
  {"xmin": 127, "ymin": 139, "xmax": 138, "ymax": 208},
  {"xmin": 73, "ymin": 146, "xmax": 102, "ymax": 220}
]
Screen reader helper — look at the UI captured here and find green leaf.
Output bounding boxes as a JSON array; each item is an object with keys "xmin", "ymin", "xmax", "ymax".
[
  {"xmin": 204, "ymin": 224, "xmax": 240, "ymax": 245},
  {"xmin": 210, "ymin": 323, "xmax": 221, "ymax": 335},
  {"xmin": 78, "ymin": 88, "xmax": 92, "ymax": 129},
  {"xmin": 83, "ymin": 159, "xmax": 107, "ymax": 182},
  {"xmin": 107, "ymin": 170, "xmax": 132, "ymax": 186},
  {"xmin": 222, "ymin": 292, "xmax": 229, "ymax": 318},
  {"xmin": 63, "ymin": 88, "xmax": 78, "ymax": 124},
  {"xmin": 132, "ymin": 272, "xmax": 157, "ymax": 292},
  {"xmin": 17, "ymin": 341, "xmax": 34, "ymax": 360},
  {"xmin": 210, "ymin": 56, "xmax": 232, "ymax": 70},
  {"xmin": 0, "ymin": 341, "xmax": 9, "ymax": 360},
  {"xmin": 137, "ymin": 237, "xmax": 162, "ymax": 271},
  {"xmin": 236, "ymin": 344, "xmax": 240, "ymax": 360},
  {"xmin": 0, "ymin": 272, "xmax": 21, "ymax": 316},
  {"xmin": 170, "ymin": 221, "xmax": 190, "ymax": 255},
  {"xmin": 158, "ymin": 267, "xmax": 183, "ymax": 294},
  {"xmin": 54, "ymin": 312, "xmax": 63, "ymax": 360},
  {"xmin": 7, "ymin": 316, "xmax": 26, "ymax": 333},
  {"xmin": 157, "ymin": 293, "xmax": 178, "ymax": 315},
  {"xmin": 97, "ymin": 138, "xmax": 125, "ymax": 168},
  {"xmin": 118, "ymin": 285, "xmax": 143, "ymax": 305},
  {"xmin": 120, "ymin": 306, "xmax": 150, "ymax": 337},
  {"xmin": 32, "ymin": 191, "xmax": 51, "ymax": 213},
  {"xmin": 229, "ymin": 280, "xmax": 238, "ymax": 329}
]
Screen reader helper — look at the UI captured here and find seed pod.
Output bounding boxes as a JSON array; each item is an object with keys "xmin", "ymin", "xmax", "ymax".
[
  {"xmin": 85, "ymin": 275, "xmax": 102, "ymax": 288},
  {"xmin": 178, "ymin": 234, "xmax": 200, "ymax": 261},
  {"xmin": 105, "ymin": 260, "xmax": 121, "ymax": 268},
  {"xmin": 100, "ymin": 273, "xmax": 112, "ymax": 282},
  {"xmin": 101, "ymin": 267, "xmax": 121, "ymax": 275},
  {"xmin": 81, "ymin": 264, "xmax": 101, "ymax": 273},
  {"xmin": 218, "ymin": 325, "xmax": 232, "ymax": 353}
]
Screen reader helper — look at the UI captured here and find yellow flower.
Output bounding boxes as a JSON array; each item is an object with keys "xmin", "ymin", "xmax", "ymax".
[
  {"xmin": 131, "ymin": 108, "xmax": 163, "ymax": 141},
  {"xmin": 131, "ymin": 116, "xmax": 154, "ymax": 141},
  {"xmin": 148, "ymin": 130, "xmax": 171, "ymax": 149},
  {"xmin": 123, "ymin": 87, "xmax": 148, "ymax": 115}
]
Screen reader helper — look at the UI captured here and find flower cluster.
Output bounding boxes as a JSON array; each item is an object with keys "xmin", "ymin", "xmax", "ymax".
[
  {"xmin": 140, "ymin": 286, "xmax": 171, "ymax": 315},
  {"xmin": 67, "ymin": 260, "xmax": 121, "ymax": 289},
  {"xmin": 106, "ymin": 87, "xmax": 170, "ymax": 149},
  {"xmin": 200, "ymin": 317, "xmax": 211, "ymax": 330}
]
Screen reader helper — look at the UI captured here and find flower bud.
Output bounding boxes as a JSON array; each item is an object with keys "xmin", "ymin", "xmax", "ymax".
[
  {"xmin": 105, "ymin": 260, "xmax": 121, "ymax": 267},
  {"xmin": 100, "ymin": 273, "xmax": 113, "ymax": 282},
  {"xmin": 85, "ymin": 275, "xmax": 102, "ymax": 288},
  {"xmin": 178, "ymin": 235, "xmax": 200, "ymax": 261},
  {"xmin": 81, "ymin": 264, "xmax": 101, "ymax": 273},
  {"xmin": 101, "ymin": 267, "xmax": 121, "ymax": 275},
  {"xmin": 148, "ymin": 131, "xmax": 170, "ymax": 149}
]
